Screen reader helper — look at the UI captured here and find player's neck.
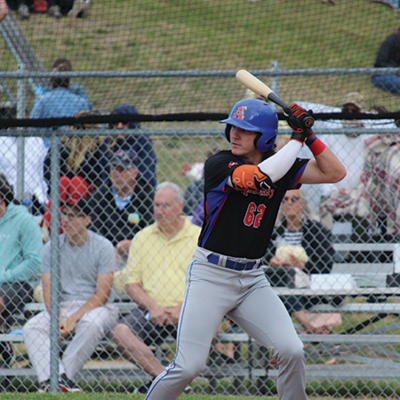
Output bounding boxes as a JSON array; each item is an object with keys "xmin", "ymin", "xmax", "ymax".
[{"xmin": 240, "ymin": 151, "xmax": 263, "ymax": 165}]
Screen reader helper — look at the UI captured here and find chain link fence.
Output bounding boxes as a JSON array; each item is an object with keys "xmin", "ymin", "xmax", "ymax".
[
  {"xmin": 1, "ymin": 0, "xmax": 400, "ymax": 394},
  {"xmin": 1, "ymin": 102, "xmax": 400, "ymax": 396}
]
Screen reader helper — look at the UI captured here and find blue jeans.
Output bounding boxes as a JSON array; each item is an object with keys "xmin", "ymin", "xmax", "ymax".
[{"xmin": 372, "ymin": 74, "xmax": 400, "ymax": 95}]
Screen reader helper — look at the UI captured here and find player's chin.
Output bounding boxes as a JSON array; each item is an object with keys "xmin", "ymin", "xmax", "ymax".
[{"xmin": 231, "ymin": 146, "xmax": 242, "ymax": 155}]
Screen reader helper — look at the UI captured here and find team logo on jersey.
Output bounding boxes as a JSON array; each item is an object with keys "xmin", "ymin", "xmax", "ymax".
[
  {"xmin": 241, "ymin": 188, "xmax": 274, "ymax": 198},
  {"xmin": 228, "ymin": 162, "xmax": 238, "ymax": 168},
  {"xmin": 232, "ymin": 106, "xmax": 247, "ymax": 120}
]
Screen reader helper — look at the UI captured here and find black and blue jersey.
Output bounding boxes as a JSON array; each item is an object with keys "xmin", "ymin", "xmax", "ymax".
[{"xmin": 198, "ymin": 150, "xmax": 309, "ymax": 259}]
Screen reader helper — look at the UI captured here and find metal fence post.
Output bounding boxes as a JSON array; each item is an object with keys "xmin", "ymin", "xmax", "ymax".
[
  {"xmin": 49, "ymin": 132, "xmax": 61, "ymax": 393},
  {"xmin": 393, "ymin": 244, "xmax": 400, "ymax": 273},
  {"xmin": 16, "ymin": 62, "xmax": 25, "ymax": 200},
  {"xmin": 270, "ymin": 61, "xmax": 280, "ymax": 113}
]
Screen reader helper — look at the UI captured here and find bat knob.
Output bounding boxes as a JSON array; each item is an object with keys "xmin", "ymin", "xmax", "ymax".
[{"xmin": 303, "ymin": 116, "xmax": 314, "ymax": 129}]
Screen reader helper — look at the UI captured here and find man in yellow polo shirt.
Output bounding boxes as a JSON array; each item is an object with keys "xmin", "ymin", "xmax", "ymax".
[{"xmin": 112, "ymin": 182, "xmax": 201, "ymax": 394}]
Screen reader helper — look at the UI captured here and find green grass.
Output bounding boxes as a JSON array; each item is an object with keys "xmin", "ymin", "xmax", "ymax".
[
  {"xmin": 0, "ymin": 395, "xmax": 368, "ymax": 400},
  {"xmin": 3, "ymin": 0, "xmax": 396, "ymax": 71},
  {"xmin": 2, "ymin": 0, "xmax": 400, "ymax": 114}
]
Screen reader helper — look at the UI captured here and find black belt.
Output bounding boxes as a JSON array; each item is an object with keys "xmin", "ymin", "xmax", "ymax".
[{"xmin": 207, "ymin": 254, "xmax": 260, "ymax": 271}]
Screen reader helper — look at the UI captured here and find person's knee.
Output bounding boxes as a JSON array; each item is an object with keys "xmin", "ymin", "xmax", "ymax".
[
  {"xmin": 113, "ymin": 323, "xmax": 135, "ymax": 342},
  {"xmin": 277, "ymin": 340, "xmax": 305, "ymax": 366},
  {"xmin": 177, "ymin": 358, "xmax": 205, "ymax": 382}
]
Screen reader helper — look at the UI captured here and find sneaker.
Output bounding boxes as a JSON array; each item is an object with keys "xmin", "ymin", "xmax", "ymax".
[
  {"xmin": 0, "ymin": 342, "xmax": 14, "ymax": 367},
  {"xmin": 80, "ymin": 0, "xmax": 91, "ymax": 18},
  {"xmin": 67, "ymin": 0, "xmax": 90, "ymax": 17},
  {"xmin": 134, "ymin": 379, "xmax": 154, "ymax": 394},
  {"xmin": 58, "ymin": 374, "xmax": 82, "ymax": 393},
  {"xmin": 48, "ymin": 5, "xmax": 62, "ymax": 18},
  {"xmin": 17, "ymin": 4, "xmax": 30, "ymax": 19},
  {"xmin": 183, "ymin": 385, "xmax": 193, "ymax": 394},
  {"xmin": 134, "ymin": 379, "xmax": 192, "ymax": 395},
  {"xmin": 38, "ymin": 379, "xmax": 50, "ymax": 393}
]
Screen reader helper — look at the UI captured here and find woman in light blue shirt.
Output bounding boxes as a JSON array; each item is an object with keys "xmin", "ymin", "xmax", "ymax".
[{"xmin": 30, "ymin": 60, "xmax": 91, "ymax": 148}]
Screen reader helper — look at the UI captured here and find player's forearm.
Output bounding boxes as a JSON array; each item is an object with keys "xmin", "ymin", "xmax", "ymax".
[
  {"xmin": 312, "ymin": 146, "xmax": 346, "ymax": 183},
  {"xmin": 258, "ymin": 140, "xmax": 303, "ymax": 182}
]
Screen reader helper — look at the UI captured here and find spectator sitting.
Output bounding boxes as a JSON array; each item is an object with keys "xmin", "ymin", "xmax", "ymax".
[
  {"xmin": 22, "ymin": 194, "xmax": 118, "ymax": 393},
  {"xmin": 41, "ymin": 175, "xmax": 92, "ymax": 241},
  {"xmin": 89, "ymin": 151, "xmax": 154, "ymax": 267},
  {"xmin": 321, "ymin": 128, "xmax": 400, "ymax": 243},
  {"xmin": 317, "ymin": 95, "xmax": 398, "ymax": 242},
  {"xmin": 41, "ymin": 110, "xmax": 106, "ymax": 238},
  {"xmin": 0, "ymin": 102, "xmax": 48, "ymax": 209},
  {"xmin": 0, "ymin": 0, "xmax": 8, "ymax": 21},
  {"xmin": 301, "ymin": 93, "xmax": 372, "ymax": 232},
  {"xmin": 30, "ymin": 59, "xmax": 91, "ymax": 148},
  {"xmin": 35, "ymin": 58, "xmax": 92, "ymax": 110},
  {"xmin": 101, "ymin": 104, "xmax": 157, "ymax": 189},
  {"xmin": 297, "ymin": 96, "xmax": 396, "ymax": 217},
  {"xmin": 265, "ymin": 189, "xmax": 341, "ymax": 334},
  {"xmin": 0, "ymin": 174, "xmax": 42, "ymax": 366},
  {"xmin": 112, "ymin": 182, "xmax": 201, "ymax": 394},
  {"xmin": 373, "ymin": 26, "xmax": 400, "ymax": 95},
  {"xmin": 43, "ymin": 111, "xmax": 105, "ymax": 190}
]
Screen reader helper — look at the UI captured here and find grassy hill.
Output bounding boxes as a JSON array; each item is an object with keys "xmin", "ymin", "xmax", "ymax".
[{"xmin": 1, "ymin": 0, "xmax": 399, "ymax": 112}]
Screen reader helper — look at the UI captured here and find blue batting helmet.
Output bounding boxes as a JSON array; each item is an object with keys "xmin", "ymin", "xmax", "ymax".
[{"xmin": 220, "ymin": 99, "xmax": 278, "ymax": 152}]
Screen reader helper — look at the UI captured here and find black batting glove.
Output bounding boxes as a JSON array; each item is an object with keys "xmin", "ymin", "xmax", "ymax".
[{"xmin": 287, "ymin": 103, "xmax": 314, "ymax": 143}]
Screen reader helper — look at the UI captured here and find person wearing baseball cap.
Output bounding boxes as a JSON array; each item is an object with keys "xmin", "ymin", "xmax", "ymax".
[
  {"xmin": 341, "ymin": 92, "xmax": 366, "ymax": 113},
  {"xmin": 23, "ymin": 192, "xmax": 118, "ymax": 393},
  {"xmin": 341, "ymin": 92, "xmax": 366, "ymax": 130},
  {"xmin": 62, "ymin": 193, "xmax": 92, "ymax": 218},
  {"xmin": 89, "ymin": 150, "xmax": 154, "ymax": 267},
  {"xmin": 109, "ymin": 150, "xmax": 138, "ymax": 170},
  {"xmin": 107, "ymin": 104, "xmax": 157, "ymax": 189},
  {"xmin": 144, "ymin": 98, "xmax": 345, "ymax": 400}
]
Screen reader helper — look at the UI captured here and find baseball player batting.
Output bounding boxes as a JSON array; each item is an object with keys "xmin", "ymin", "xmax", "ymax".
[{"xmin": 145, "ymin": 99, "xmax": 346, "ymax": 400}]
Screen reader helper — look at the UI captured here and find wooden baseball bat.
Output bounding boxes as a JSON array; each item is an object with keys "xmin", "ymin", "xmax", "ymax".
[{"xmin": 235, "ymin": 69, "xmax": 314, "ymax": 128}]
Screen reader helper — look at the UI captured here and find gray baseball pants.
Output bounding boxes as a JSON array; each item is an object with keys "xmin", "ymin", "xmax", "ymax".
[
  {"xmin": 23, "ymin": 300, "xmax": 118, "ymax": 383},
  {"xmin": 146, "ymin": 247, "xmax": 307, "ymax": 400}
]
